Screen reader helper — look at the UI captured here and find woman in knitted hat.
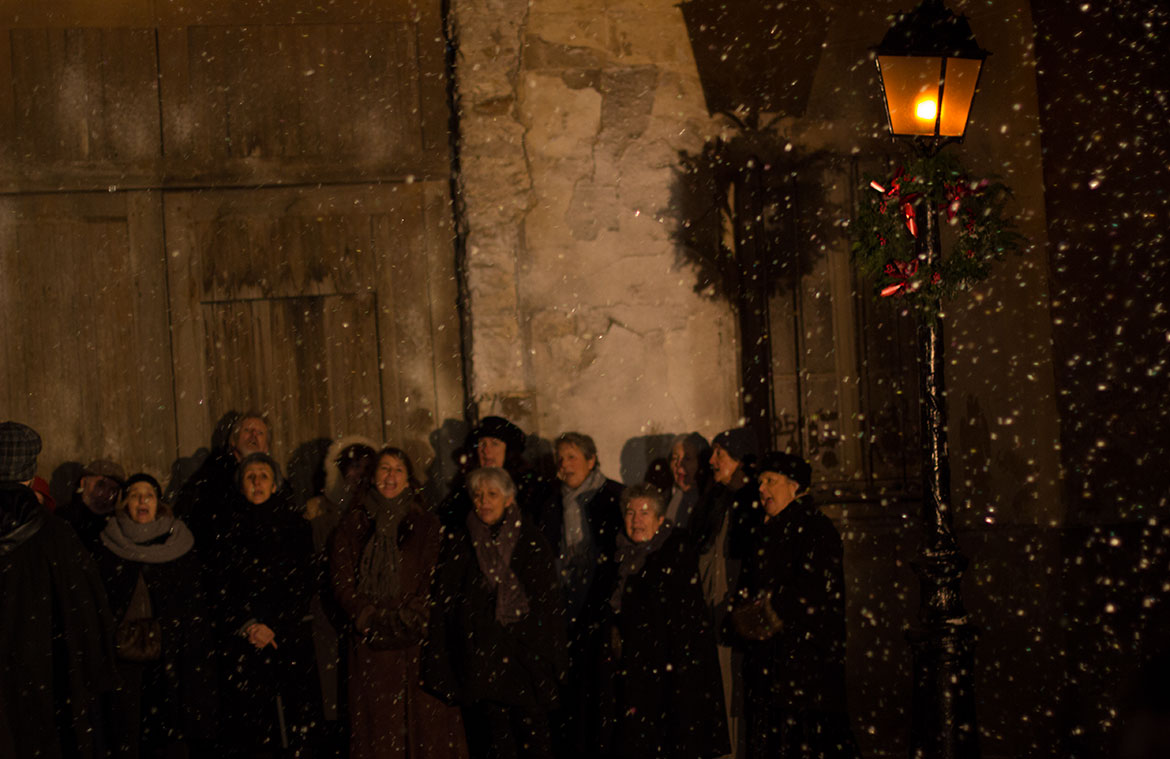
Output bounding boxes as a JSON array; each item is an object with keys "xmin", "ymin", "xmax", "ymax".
[
  {"xmin": 95, "ymin": 472, "xmax": 215, "ymax": 756},
  {"xmin": 730, "ymin": 452, "xmax": 860, "ymax": 759},
  {"xmin": 330, "ymin": 446, "xmax": 467, "ymax": 759},
  {"xmin": 213, "ymin": 453, "xmax": 323, "ymax": 756}
]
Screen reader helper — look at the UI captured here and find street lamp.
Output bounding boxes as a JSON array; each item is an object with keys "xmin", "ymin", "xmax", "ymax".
[
  {"xmin": 873, "ymin": 1, "xmax": 987, "ymax": 758},
  {"xmin": 876, "ymin": 0, "xmax": 988, "ymax": 149}
]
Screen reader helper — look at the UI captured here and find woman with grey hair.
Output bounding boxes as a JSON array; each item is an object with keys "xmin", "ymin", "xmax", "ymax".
[
  {"xmin": 213, "ymin": 452, "xmax": 323, "ymax": 755},
  {"xmin": 423, "ymin": 467, "xmax": 567, "ymax": 759},
  {"xmin": 588, "ymin": 483, "xmax": 728, "ymax": 758},
  {"xmin": 533, "ymin": 431, "xmax": 625, "ymax": 759}
]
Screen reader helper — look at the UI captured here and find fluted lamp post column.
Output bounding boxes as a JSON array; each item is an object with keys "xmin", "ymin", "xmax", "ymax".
[{"xmin": 872, "ymin": 1, "xmax": 988, "ymax": 758}]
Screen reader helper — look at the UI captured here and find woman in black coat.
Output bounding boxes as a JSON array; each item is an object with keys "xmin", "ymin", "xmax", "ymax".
[
  {"xmin": 589, "ymin": 483, "xmax": 728, "ymax": 759},
  {"xmin": 96, "ymin": 472, "xmax": 214, "ymax": 758},
  {"xmin": 729, "ymin": 452, "xmax": 860, "ymax": 759},
  {"xmin": 212, "ymin": 453, "xmax": 323, "ymax": 757},
  {"xmin": 423, "ymin": 466, "xmax": 567, "ymax": 759}
]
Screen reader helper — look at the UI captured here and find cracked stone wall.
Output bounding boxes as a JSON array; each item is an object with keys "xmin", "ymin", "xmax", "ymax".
[{"xmin": 452, "ymin": 0, "xmax": 740, "ymax": 476}]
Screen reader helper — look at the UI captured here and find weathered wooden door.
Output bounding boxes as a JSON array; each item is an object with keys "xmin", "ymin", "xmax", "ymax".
[
  {"xmin": 165, "ymin": 183, "xmax": 462, "ymax": 474},
  {"xmin": 0, "ymin": 192, "xmax": 174, "ymax": 476},
  {"xmin": 0, "ymin": 2, "xmax": 462, "ymax": 488}
]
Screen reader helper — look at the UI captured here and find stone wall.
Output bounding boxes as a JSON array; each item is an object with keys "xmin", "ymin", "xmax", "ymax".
[{"xmin": 450, "ymin": 0, "xmax": 741, "ymax": 473}]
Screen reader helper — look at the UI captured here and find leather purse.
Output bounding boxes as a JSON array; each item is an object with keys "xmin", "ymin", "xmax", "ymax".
[
  {"xmin": 116, "ymin": 572, "xmax": 162, "ymax": 662},
  {"xmin": 730, "ymin": 595, "xmax": 783, "ymax": 642},
  {"xmin": 116, "ymin": 618, "xmax": 162, "ymax": 662}
]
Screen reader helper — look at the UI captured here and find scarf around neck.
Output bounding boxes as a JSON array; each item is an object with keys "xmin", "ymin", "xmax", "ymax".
[
  {"xmin": 356, "ymin": 490, "xmax": 413, "ymax": 602},
  {"xmin": 561, "ymin": 467, "xmax": 606, "ymax": 559},
  {"xmin": 466, "ymin": 504, "xmax": 530, "ymax": 625},
  {"xmin": 101, "ymin": 510, "xmax": 194, "ymax": 563},
  {"xmin": 609, "ymin": 521, "xmax": 674, "ymax": 613}
]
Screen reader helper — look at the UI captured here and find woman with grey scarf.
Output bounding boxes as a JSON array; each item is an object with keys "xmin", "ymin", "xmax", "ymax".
[
  {"xmin": 423, "ymin": 467, "xmax": 567, "ymax": 759},
  {"xmin": 588, "ymin": 483, "xmax": 729, "ymax": 759},
  {"xmin": 329, "ymin": 446, "xmax": 467, "ymax": 759},
  {"xmin": 96, "ymin": 472, "xmax": 216, "ymax": 757}
]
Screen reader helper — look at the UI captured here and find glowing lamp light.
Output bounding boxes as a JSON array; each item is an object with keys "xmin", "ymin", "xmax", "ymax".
[
  {"xmin": 915, "ymin": 98, "xmax": 938, "ymax": 121},
  {"xmin": 874, "ymin": 0, "xmax": 987, "ymax": 141}
]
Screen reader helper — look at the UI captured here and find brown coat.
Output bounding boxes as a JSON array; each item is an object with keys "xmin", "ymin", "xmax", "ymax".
[{"xmin": 330, "ymin": 499, "xmax": 468, "ymax": 759}]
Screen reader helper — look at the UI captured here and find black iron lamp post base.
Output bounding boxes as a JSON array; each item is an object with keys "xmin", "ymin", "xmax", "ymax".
[{"xmin": 909, "ymin": 549, "xmax": 980, "ymax": 759}]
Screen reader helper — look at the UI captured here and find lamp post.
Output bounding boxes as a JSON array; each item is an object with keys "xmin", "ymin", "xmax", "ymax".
[{"xmin": 873, "ymin": 1, "xmax": 987, "ymax": 757}]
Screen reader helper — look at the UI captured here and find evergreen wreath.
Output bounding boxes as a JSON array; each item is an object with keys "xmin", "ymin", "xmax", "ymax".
[{"xmin": 850, "ymin": 151, "xmax": 1024, "ymax": 315}]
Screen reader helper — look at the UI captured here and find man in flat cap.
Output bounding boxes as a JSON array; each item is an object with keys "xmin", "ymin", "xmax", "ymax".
[
  {"xmin": 57, "ymin": 457, "xmax": 126, "ymax": 556},
  {"xmin": 0, "ymin": 421, "xmax": 118, "ymax": 759}
]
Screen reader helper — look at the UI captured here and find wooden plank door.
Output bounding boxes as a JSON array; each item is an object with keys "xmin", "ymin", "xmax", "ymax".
[
  {"xmin": 164, "ymin": 181, "xmax": 462, "ymax": 478},
  {"xmin": 0, "ymin": 191, "xmax": 175, "ymax": 480}
]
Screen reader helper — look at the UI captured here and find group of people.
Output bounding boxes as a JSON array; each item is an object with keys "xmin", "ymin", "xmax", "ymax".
[{"xmin": 0, "ymin": 413, "xmax": 861, "ymax": 759}]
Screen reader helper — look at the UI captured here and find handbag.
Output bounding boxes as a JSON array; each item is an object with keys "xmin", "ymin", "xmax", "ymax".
[
  {"xmin": 730, "ymin": 594, "xmax": 783, "ymax": 642},
  {"xmin": 116, "ymin": 619, "xmax": 162, "ymax": 662},
  {"xmin": 116, "ymin": 572, "xmax": 162, "ymax": 662}
]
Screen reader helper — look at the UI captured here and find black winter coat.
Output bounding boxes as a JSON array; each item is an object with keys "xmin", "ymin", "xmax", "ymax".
[
  {"xmin": 591, "ymin": 528, "xmax": 729, "ymax": 759},
  {"xmin": 96, "ymin": 542, "xmax": 217, "ymax": 753},
  {"xmin": 527, "ymin": 478, "xmax": 625, "ymax": 563},
  {"xmin": 56, "ymin": 494, "xmax": 110, "ymax": 558},
  {"xmin": 211, "ymin": 489, "xmax": 323, "ymax": 750},
  {"xmin": 689, "ymin": 479, "xmax": 761, "ymax": 558},
  {"xmin": 0, "ymin": 485, "xmax": 118, "ymax": 759},
  {"xmin": 423, "ymin": 517, "xmax": 568, "ymax": 710},
  {"xmin": 733, "ymin": 497, "xmax": 848, "ymax": 712},
  {"xmin": 174, "ymin": 447, "xmax": 237, "ymax": 546}
]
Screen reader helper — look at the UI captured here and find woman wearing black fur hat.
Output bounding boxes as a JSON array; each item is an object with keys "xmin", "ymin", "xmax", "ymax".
[
  {"xmin": 438, "ymin": 416, "xmax": 558, "ymax": 531},
  {"xmin": 730, "ymin": 452, "xmax": 860, "ymax": 759},
  {"xmin": 96, "ymin": 472, "xmax": 216, "ymax": 757}
]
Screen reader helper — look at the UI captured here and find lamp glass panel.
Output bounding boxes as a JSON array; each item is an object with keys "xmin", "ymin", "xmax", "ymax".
[
  {"xmin": 938, "ymin": 56, "xmax": 982, "ymax": 137},
  {"xmin": 877, "ymin": 55, "xmax": 942, "ymax": 136}
]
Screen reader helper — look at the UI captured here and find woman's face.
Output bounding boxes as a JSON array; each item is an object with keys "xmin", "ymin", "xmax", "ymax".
[
  {"xmin": 623, "ymin": 497, "xmax": 665, "ymax": 543},
  {"xmin": 758, "ymin": 471, "xmax": 801, "ymax": 518},
  {"xmin": 556, "ymin": 442, "xmax": 596, "ymax": 490},
  {"xmin": 670, "ymin": 441, "xmax": 699, "ymax": 491},
  {"xmin": 476, "ymin": 436, "xmax": 507, "ymax": 468},
  {"xmin": 124, "ymin": 482, "xmax": 158, "ymax": 524},
  {"xmin": 710, "ymin": 444, "xmax": 740, "ymax": 485},
  {"xmin": 375, "ymin": 454, "xmax": 410, "ymax": 500},
  {"xmin": 242, "ymin": 462, "xmax": 276, "ymax": 505},
  {"xmin": 472, "ymin": 479, "xmax": 514, "ymax": 526}
]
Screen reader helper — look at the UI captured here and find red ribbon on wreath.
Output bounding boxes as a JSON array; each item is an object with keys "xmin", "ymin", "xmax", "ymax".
[
  {"xmin": 941, "ymin": 178, "xmax": 990, "ymax": 222},
  {"xmin": 880, "ymin": 258, "xmax": 919, "ymax": 297},
  {"xmin": 871, "ymin": 168, "xmax": 918, "ymax": 238}
]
